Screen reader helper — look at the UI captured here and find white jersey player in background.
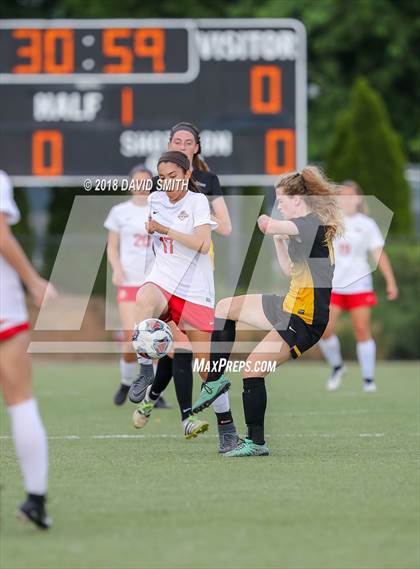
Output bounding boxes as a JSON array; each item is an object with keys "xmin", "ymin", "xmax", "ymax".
[
  {"xmin": 104, "ymin": 165, "xmax": 170, "ymax": 408},
  {"xmin": 0, "ymin": 170, "xmax": 57, "ymax": 529},
  {"xmin": 319, "ymin": 180, "xmax": 398, "ymax": 392},
  {"xmin": 128, "ymin": 151, "xmax": 238, "ymax": 447}
]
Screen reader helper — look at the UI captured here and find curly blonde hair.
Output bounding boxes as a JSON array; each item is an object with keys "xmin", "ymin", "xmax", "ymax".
[{"xmin": 275, "ymin": 166, "xmax": 343, "ymax": 241}]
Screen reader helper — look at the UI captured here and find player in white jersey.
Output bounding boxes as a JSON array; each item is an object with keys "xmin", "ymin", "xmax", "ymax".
[
  {"xmin": 104, "ymin": 165, "xmax": 169, "ymax": 408},
  {"xmin": 0, "ymin": 170, "xmax": 57, "ymax": 528},
  {"xmin": 128, "ymin": 151, "xmax": 237, "ymax": 444},
  {"xmin": 146, "ymin": 122, "xmax": 237, "ymax": 452},
  {"xmin": 319, "ymin": 181, "xmax": 398, "ymax": 392}
]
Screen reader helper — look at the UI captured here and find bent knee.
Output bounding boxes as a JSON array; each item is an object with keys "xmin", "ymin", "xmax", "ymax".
[{"xmin": 215, "ymin": 297, "xmax": 234, "ymax": 319}]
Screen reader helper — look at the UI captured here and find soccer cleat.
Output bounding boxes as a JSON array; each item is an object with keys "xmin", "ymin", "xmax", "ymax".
[
  {"xmin": 113, "ymin": 384, "xmax": 130, "ymax": 406},
  {"xmin": 192, "ymin": 376, "xmax": 231, "ymax": 413},
  {"xmin": 183, "ymin": 416, "xmax": 209, "ymax": 440},
  {"xmin": 217, "ymin": 422, "xmax": 239, "ymax": 453},
  {"xmin": 128, "ymin": 363, "xmax": 154, "ymax": 404},
  {"xmin": 154, "ymin": 396, "xmax": 173, "ymax": 409},
  {"xmin": 18, "ymin": 495, "xmax": 52, "ymax": 530},
  {"xmin": 132, "ymin": 386, "xmax": 156, "ymax": 428},
  {"xmin": 363, "ymin": 381, "xmax": 377, "ymax": 393},
  {"xmin": 223, "ymin": 438, "xmax": 269, "ymax": 458},
  {"xmin": 326, "ymin": 365, "xmax": 346, "ymax": 391}
]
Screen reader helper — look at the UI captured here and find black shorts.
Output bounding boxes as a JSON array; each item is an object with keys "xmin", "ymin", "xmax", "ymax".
[{"xmin": 262, "ymin": 294, "xmax": 326, "ymax": 359}]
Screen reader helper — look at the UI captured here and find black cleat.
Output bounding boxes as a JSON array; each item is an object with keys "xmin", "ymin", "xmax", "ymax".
[
  {"xmin": 113, "ymin": 384, "xmax": 130, "ymax": 406},
  {"xmin": 154, "ymin": 396, "xmax": 173, "ymax": 409},
  {"xmin": 18, "ymin": 494, "xmax": 52, "ymax": 530}
]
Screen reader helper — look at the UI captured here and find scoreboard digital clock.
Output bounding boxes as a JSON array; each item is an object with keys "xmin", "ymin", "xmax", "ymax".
[{"xmin": 0, "ymin": 19, "xmax": 306, "ymax": 186}]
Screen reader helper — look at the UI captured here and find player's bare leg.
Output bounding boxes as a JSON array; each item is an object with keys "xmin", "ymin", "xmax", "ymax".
[
  {"xmin": 192, "ymin": 294, "xmax": 271, "ymax": 413},
  {"xmin": 129, "ymin": 284, "xmax": 168, "ymax": 403}
]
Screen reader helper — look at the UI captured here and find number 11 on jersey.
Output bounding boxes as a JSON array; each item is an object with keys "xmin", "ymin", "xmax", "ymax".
[{"xmin": 160, "ymin": 236, "xmax": 174, "ymax": 254}]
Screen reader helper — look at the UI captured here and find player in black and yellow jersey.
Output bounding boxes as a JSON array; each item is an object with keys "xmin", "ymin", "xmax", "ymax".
[{"xmin": 192, "ymin": 166, "xmax": 343, "ymax": 457}]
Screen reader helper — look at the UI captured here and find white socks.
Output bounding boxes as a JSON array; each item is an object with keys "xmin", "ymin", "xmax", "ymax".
[
  {"xmin": 319, "ymin": 335, "xmax": 343, "ymax": 369},
  {"xmin": 8, "ymin": 398, "xmax": 48, "ymax": 495},
  {"xmin": 211, "ymin": 391, "xmax": 230, "ymax": 413},
  {"xmin": 356, "ymin": 339, "xmax": 376, "ymax": 380},
  {"xmin": 119, "ymin": 358, "xmax": 138, "ymax": 387}
]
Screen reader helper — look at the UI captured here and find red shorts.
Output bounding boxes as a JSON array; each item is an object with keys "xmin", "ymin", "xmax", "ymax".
[
  {"xmin": 0, "ymin": 322, "xmax": 30, "ymax": 341},
  {"xmin": 331, "ymin": 291, "xmax": 377, "ymax": 311},
  {"xmin": 139, "ymin": 282, "xmax": 214, "ymax": 333},
  {"xmin": 117, "ymin": 286, "xmax": 140, "ymax": 303}
]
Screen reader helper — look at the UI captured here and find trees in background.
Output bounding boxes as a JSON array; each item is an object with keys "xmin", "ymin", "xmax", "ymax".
[{"xmin": 326, "ymin": 78, "xmax": 412, "ymax": 234}]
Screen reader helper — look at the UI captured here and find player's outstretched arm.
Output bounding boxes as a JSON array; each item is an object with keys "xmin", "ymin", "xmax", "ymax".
[
  {"xmin": 257, "ymin": 215, "xmax": 299, "ymax": 236},
  {"xmin": 371, "ymin": 247, "xmax": 399, "ymax": 300},
  {"xmin": 211, "ymin": 197, "xmax": 232, "ymax": 236},
  {"xmin": 106, "ymin": 231, "xmax": 126, "ymax": 286},
  {"xmin": 0, "ymin": 213, "xmax": 57, "ymax": 307}
]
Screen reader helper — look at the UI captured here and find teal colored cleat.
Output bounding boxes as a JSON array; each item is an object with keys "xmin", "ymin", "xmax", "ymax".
[
  {"xmin": 223, "ymin": 438, "xmax": 269, "ymax": 457},
  {"xmin": 192, "ymin": 376, "xmax": 231, "ymax": 413}
]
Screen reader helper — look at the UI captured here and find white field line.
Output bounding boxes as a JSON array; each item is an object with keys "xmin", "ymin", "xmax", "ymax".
[{"xmin": 3, "ymin": 432, "xmax": 418, "ymax": 441}]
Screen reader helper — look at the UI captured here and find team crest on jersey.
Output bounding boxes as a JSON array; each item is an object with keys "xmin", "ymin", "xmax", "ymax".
[{"xmin": 178, "ymin": 210, "xmax": 189, "ymax": 220}]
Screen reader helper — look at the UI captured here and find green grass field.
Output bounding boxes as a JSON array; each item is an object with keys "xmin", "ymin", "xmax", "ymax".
[{"xmin": 1, "ymin": 361, "xmax": 419, "ymax": 569}]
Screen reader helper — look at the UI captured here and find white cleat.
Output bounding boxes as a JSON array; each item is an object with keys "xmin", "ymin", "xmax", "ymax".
[
  {"xmin": 326, "ymin": 366, "xmax": 346, "ymax": 391},
  {"xmin": 363, "ymin": 381, "xmax": 377, "ymax": 393},
  {"xmin": 183, "ymin": 416, "xmax": 209, "ymax": 440},
  {"xmin": 132, "ymin": 386, "xmax": 156, "ymax": 429}
]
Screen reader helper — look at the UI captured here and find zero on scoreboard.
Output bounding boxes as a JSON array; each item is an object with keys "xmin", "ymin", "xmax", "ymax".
[{"xmin": 0, "ymin": 19, "xmax": 306, "ymax": 186}]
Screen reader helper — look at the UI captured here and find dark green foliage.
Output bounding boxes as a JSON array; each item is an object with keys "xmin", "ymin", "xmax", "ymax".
[
  {"xmin": 372, "ymin": 240, "xmax": 420, "ymax": 359},
  {"xmin": 326, "ymin": 78, "xmax": 413, "ymax": 234},
  {"xmin": 336, "ymin": 239, "xmax": 420, "ymax": 360},
  {"xmin": 11, "ymin": 188, "xmax": 30, "ymax": 236}
]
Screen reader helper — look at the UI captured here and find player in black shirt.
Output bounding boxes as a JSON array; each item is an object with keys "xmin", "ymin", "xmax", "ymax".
[
  {"xmin": 192, "ymin": 166, "xmax": 343, "ymax": 457},
  {"xmin": 151, "ymin": 121, "xmax": 231, "ymax": 235}
]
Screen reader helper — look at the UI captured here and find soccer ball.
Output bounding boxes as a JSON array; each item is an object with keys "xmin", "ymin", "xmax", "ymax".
[{"xmin": 132, "ymin": 318, "xmax": 173, "ymax": 359}]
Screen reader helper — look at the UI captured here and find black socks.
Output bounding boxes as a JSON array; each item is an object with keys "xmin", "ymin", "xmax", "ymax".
[
  {"xmin": 150, "ymin": 356, "xmax": 173, "ymax": 400},
  {"xmin": 173, "ymin": 349, "xmax": 194, "ymax": 421},
  {"xmin": 207, "ymin": 318, "xmax": 236, "ymax": 382},
  {"xmin": 242, "ymin": 377, "xmax": 267, "ymax": 445}
]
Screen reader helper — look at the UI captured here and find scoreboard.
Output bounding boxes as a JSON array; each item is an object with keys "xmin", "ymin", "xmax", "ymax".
[{"xmin": 0, "ymin": 19, "xmax": 306, "ymax": 186}]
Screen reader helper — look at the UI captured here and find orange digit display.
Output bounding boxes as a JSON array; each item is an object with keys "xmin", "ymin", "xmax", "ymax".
[
  {"xmin": 44, "ymin": 29, "xmax": 74, "ymax": 73},
  {"xmin": 103, "ymin": 29, "xmax": 133, "ymax": 73},
  {"xmin": 12, "ymin": 29, "xmax": 42, "ymax": 73},
  {"xmin": 121, "ymin": 87, "xmax": 133, "ymax": 126},
  {"xmin": 250, "ymin": 66, "xmax": 282, "ymax": 114},
  {"xmin": 134, "ymin": 29, "xmax": 165, "ymax": 73},
  {"xmin": 32, "ymin": 130, "xmax": 63, "ymax": 176},
  {"xmin": 265, "ymin": 129, "xmax": 295, "ymax": 175}
]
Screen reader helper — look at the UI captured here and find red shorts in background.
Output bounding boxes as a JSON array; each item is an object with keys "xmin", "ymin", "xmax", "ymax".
[
  {"xmin": 117, "ymin": 286, "xmax": 140, "ymax": 303},
  {"xmin": 331, "ymin": 291, "xmax": 377, "ymax": 311},
  {"xmin": 138, "ymin": 282, "xmax": 214, "ymax": 333}
]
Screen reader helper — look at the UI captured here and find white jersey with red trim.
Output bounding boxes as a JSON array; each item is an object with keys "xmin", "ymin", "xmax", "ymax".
[
  {"xmin": 104, "ymin": 200, "xmax": 153, "ymax": 286},
  {"xmin": 146, "ymin": 190, "xmax": 215, "ymax": 307},
  {"xmin": 332, "ymin": 213, "xmax": 385, "ymax": 294},
  {"xmin": 0, "ymin": 170, "xmax": 28, "ymax": 333}
]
